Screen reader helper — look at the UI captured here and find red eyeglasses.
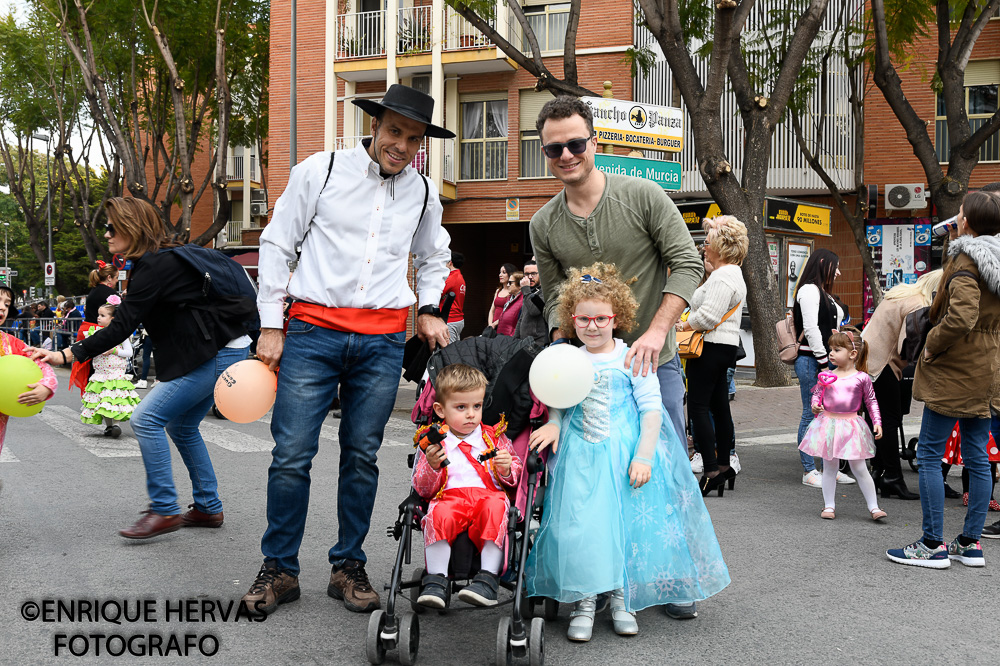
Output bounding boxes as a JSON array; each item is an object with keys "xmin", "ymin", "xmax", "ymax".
[{"xmin": 571, "ymin": 314, "xmax": 616, "ymax": 328}]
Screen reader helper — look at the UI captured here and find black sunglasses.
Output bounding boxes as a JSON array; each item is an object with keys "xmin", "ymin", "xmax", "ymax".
[
  {"xmin": 541, "ymin": 136, "xmax": 592, "ymax": 159},
  {"xmin": 105, "ymin": 223, "xmax": 116, "ymax": 237}
]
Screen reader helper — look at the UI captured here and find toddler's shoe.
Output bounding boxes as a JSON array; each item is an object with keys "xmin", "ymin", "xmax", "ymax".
[
  {"xmin": 416, "ymin": 573, "xmax": 449, "ymax": 609},
  {"xmin": 608, "ymin": 588, "xmax": 637, "ymax": 636},
  {"xmin": 947, "ymin": 537, "xmax": 985, "ymax": 567},
  {"xmin": 690, "ymin": 452, "xmax": 704, "ymax": 474},
  {"xmin": 963, "ymin": 492, "xmax": 969, "ymax": 507},
  {"xmin": 457, "ymin": 570, "xmax": 498, "ymax": 607},
  {"xmin": 567, "ymin": 597, "xmax": 598, "ymax": 641},
  {"xmin": 802, "ymin": 470, "xmax": 823, "ymax": 488},
  {"xmin": 886, "ymin": 540, "xmax": 950, "ymax": 569}
]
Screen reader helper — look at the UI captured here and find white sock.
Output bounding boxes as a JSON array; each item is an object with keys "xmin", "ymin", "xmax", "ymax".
[
  {"xmin": 104, "ymin": 417, "xmax": 114, "ymax": 428},
  {"xmin": 480, "ymin": 542, "xmax": 503, "ymax": 574},
  {"xmin": 822, "ymin": 460, "xmax": 839, "ymax": 509},
  {"xmin": 425, "ymin": 541, "xmax": 451, "ymax": 576},
  {"xmin": 849, "ymin": 459, "xmax": 880, "ymax": 511}
]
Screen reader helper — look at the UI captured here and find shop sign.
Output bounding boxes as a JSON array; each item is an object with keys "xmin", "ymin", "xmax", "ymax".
[
  {"xmin": 582, "ymin": 97, "xmax": 683, "ymax": 152},
  {"xmin": 594, "ymin": 154, "xmax": 681, "ymax": 191},
  {"xmin": 766, "ymin": 198, "xmax": 832, "ymax": 236},
  {"xmin": 674, "ymin": 200, "xmax": 722, "ymax": 229}
]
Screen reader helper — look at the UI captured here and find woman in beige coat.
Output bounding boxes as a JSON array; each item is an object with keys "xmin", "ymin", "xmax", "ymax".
[
  {"xmin": 863, "ymin": 270, "xmax": 942, "ymax": 500},
  {"xmin": 887, "ymin": 190, "xmax": 1000, "ymax": 569}
]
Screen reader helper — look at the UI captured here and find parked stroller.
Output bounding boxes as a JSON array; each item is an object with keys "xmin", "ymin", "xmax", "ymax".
[{"xmin": 366, "ymin": 336, "xmax": 549, "ymax": 666}]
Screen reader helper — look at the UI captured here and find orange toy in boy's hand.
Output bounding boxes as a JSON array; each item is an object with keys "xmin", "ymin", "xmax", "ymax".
[{"xmin": 417, "ymin": 422, "xmax": 451, "ymax": 468}]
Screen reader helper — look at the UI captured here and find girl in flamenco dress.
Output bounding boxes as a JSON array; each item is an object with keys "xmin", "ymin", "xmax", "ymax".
[
  {"xmin": 80, "ymin": 296, "xmax": 140, "ymax": 438},
  {"xmin": 524, "ymin": 262, "xmax": 730, "ymax": 642},
  {"xmin": 799, "ymin": 327, "xmax": 885, "ymax": 521}
]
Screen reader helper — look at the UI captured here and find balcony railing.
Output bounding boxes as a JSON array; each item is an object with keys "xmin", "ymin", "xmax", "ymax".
[
  {"xmin": 398, "ymin": 5, "xmax": 432, "ymax": 54},
  {"xmin": 226, "ymin": 155, "xmax": 260, "ymax": 182},
  {"xmin": 337, "ymin": 10, "xmax": 386, "ymax": 59},
  {"xmin": 226, "ymin": 219, "xmax": 242, "ymax": 245},
  {"xmin": 336, "ymin": 7, "xmax": 515, "ymax": 59},
  {"xmin": 337, "ymin": 135, "xmax": 455, "ymax": 181}
]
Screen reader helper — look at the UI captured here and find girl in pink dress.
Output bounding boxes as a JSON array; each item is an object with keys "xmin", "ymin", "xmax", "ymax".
[
  {"xmin": 799, "ymin": 328, "xmax": 886, "ymax": 521},
  {"xmin": 0, "ymin": 285, "xmax": 58, "ymax": 456}
]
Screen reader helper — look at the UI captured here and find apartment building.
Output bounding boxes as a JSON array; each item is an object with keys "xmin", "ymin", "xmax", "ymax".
[{"xmin": 262, "ymin": 0, "xmax": 1000, "ymax": 339}]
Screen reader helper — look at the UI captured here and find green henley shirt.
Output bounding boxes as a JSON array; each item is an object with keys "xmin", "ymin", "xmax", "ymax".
[{"xmin": 529, "ymin": 173, "xmax": 703, "ymax": 365}]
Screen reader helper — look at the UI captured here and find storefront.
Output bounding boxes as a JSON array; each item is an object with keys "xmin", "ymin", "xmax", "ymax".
[{"xmin": 675, "ymin": 197, "xmax": 833, "ymax": 367}]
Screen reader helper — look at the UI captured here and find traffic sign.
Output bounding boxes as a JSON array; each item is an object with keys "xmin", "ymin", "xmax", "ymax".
[
  {"xmin": 44, "ymin": 262, "xmax": 56, "ymax": 286},
  {"xmin": 582, "ymin": 97, "xmax": 684, "ymax": 152},
  {"xmin": 594, "ymin": 154, "xmax": 682, "ymax": 191},
  {"xmin": 8, "ymin": 270, "xmax": 16, "ymax": 276},
  {"xmin": 112, "ymin": 254, "xmax": 126, "ymax": 270},
  {"xmin": 0, "ymin": 267, "xmax": 7, "ymax": 275}
]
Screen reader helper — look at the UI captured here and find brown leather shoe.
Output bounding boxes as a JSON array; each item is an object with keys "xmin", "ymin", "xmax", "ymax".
[
  {"xmin": 241, "ymin": 563, "xmax": 300, "ymax": 616},
  {"xmin": 328, "ymin": 560, "xmax": 381, "ymax": 612},
  {"xmin": 119, "ymin": 510, "xmax": 183, "ymax": 540},
  {"xmin": 180, "ymin": 504, "xmax": 224, "ymax": 528}
]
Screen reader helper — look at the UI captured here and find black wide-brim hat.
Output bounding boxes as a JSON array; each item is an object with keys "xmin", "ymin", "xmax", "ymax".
[{"xmin": 353, "ymin": 84, "xmax": 456, "ymax": 139}]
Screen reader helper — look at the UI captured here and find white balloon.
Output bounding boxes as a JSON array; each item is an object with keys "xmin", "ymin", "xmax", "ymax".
[{"xmin": 529, "ymin": 344, "xmax": 596, "ymax": 409}]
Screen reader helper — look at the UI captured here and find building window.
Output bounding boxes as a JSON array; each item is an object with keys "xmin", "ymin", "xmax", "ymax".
[
  {"xmin": 520, "ymin": 130, "xmax": 549, "ymax": 178},
  {"xmin": 460, "ymin": 100, "xmax": 508, "ymax": 180},
  {"xmin": 523, "ymin": 4, "xmax": 570, "ymax": 54},
  {"xmin": 936, "ymin": 61, "xmax": 999, "ymax": 163}
]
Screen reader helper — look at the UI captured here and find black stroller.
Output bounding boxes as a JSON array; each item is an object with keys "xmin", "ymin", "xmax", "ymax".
[{"xmin": 366, "ymin": 336, "xmax": 549, "ymax": 666}]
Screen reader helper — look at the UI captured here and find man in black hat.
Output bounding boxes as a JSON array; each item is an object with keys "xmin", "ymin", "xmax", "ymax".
[{"xmin": 244, "ymin": 84, "xmax": 455, "ymax": 616}]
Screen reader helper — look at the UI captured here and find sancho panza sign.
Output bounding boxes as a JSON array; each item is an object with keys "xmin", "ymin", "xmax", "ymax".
[{"xmin": 582, "ymin": 97, "xmax": 684, "ymax": 152}]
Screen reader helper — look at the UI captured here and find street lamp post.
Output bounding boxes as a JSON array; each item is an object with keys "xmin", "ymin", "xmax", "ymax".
[{"xmin": 31, "ymin": 132, "xmax": 52, "ymax": 297}]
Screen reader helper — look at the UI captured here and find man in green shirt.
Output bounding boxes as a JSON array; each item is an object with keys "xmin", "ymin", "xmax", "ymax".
[{"xmin": 530, "ymin": 96, "xmax": 702, "ymax": 446}]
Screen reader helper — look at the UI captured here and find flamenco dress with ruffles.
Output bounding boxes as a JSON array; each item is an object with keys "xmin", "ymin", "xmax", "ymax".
[
  {"xmin": 798, "ymin": 371, "xmax": 880, "ymax": 461},
  {"xmin": 80, "ymin": 327, "xmax": 140, "ymax": 424},
  {"xmin": 523, "ymin": 340, "xmax": 730, "ymax": 612}
]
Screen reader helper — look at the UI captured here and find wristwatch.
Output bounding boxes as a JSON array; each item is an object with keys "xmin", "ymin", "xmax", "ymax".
[{"xmin": 417, "ymin": 305, "xmax": 441, "ymax": 318}]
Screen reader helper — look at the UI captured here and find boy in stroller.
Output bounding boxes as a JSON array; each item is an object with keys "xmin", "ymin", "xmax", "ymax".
[{"xmin": 413, "ymin": 363, "xmax": 522, "ymax": 608}]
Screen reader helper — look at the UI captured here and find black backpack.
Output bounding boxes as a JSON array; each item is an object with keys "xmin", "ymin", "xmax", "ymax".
[
  {"xmin": 168, "ymin": 243, "xmax": 261, "ymax": 342},
  {"xmin": 900, "ymin": 269, "xmax": 975, "ymax": 367}
]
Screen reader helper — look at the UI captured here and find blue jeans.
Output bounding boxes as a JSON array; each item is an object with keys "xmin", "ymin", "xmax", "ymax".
[
  {"xmin": 656, "ymin": 354, "xmax": 687, "ymax": 457},
  {"xmin": 131, "ymin": 346, "xmax": 249, "ymax": 515},
  {"xmin": 261, "ymin": 321, "xmax": 406, "ymax": 575},
  {"xmin": 794, "ymin": 355, "xmax": 820, "ymax": 473},
  {"xmin": 916, "ymin": 406, "xmax": 991, "ymax": 541},
  {"xmin": 727, "ymin": 366, "xmax": 736, "ymax": 395}
]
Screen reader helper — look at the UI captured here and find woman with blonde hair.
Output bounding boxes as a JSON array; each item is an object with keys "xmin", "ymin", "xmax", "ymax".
[
  {"xmin": 862, "ymin": 269, "xmax": 943, "ymax": 501},
  {"xmin": 30, "ymin": 197, "xmax": 254, "ymax": 540},
  {"xmin": 675, "ymin": 216, "xmax": 747, "ymax": 496}
]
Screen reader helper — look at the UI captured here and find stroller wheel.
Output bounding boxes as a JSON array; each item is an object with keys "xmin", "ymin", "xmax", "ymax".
[
  {"xmin": 528, "ymin": 617, "xmax": 545, "ymax": 666},
  {"xmin": 495, "ymin": 616, "xmax": 512, "ymax": 666},
  {"xmin": 366, "ymin": 609, "xmax": 387, "ymax": 665},
  {"xmin": 543, "ymin": 598, "xmax": 559, "ymax": 621},
  {"xmin": 398, "ymin": 611, "xmax": 419, "ymax": 666},
  {"xmin": 409, "ymin": 569, "xmax": 426, "ymax": 615},
  {"xmin": 906, "ymin": 437, "xmax": 919, "ymax": 472}
]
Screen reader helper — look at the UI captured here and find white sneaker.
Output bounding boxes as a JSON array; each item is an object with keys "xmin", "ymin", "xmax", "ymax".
[
  {"xmin": 730, "ymin": 453, "xmax": 741, "ymax": 475},
  {"xmin": 135, "ymin": 380, "xmax": 148, "ymax": 389},
  {"xmin": 690, "ymin": 452, "xmax": 704, "ymax": 474},
  {"xmin": 836, "ymin": 471, "xmax": 857, "ymax": 485},
  {"xmin": 802, "ymin": 470, "xmax": 823, "ymax": 488}
]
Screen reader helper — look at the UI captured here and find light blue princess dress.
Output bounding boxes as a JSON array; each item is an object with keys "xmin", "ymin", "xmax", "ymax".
[{"xmin": 524, "ymin": 340, "xmax": 730, "ymax": 611}]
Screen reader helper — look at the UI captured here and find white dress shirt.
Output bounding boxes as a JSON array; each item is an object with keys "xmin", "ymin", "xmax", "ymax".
[
  {"xmin": 441, "ymin": 425, "xmax": 488, "ymax": 491},
  {"xmin": 257, "ymin": 142, "xmax": 452, "ymax": 329}
]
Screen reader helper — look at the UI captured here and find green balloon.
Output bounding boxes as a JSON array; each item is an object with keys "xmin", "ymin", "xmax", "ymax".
[{"xmin": 0, "ymin": 354, "xmax": 45, "ymax": 418}]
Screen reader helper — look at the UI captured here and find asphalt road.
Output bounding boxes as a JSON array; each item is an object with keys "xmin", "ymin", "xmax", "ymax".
[{"xmin": 0, "ymin": 371, "xmax": 994, "ymax": 665}]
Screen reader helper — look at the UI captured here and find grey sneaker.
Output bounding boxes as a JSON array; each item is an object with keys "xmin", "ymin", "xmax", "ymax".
[
  {"xmin": 664, "ymin": 601, "xmax": 698, "ymax": 619},
  {"xmin": 457, "ymin": 570, "xmax": 499, "ymax": 607}
]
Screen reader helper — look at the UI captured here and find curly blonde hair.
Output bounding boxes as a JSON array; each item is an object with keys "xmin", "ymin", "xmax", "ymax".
[
  {"xmin": 556, "ymin": 262, "xmax": 639, "ymax": 333},
  {"xmin": 704, "ymin": 215, "xmax": 749, "ymax": 265}
]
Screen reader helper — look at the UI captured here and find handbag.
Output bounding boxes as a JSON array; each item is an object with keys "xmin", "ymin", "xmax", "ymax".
[
  {"xmin": 776, "ymin": 312, "xmax": 804, "ymax": 365},
  {"xmin": 677, "ymin": 303, "xmax": 741, "ymax": 359}
]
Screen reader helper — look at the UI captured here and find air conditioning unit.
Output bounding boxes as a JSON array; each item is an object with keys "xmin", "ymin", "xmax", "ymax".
[
  {"xmin": 885, "ymin": 184, "xmax": 927, "ymax": 210},
  {"xmin": 250, "ymin": 202, "xmax": 268, "ymax": 217}
]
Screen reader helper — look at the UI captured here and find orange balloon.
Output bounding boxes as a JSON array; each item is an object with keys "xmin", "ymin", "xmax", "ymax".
[{"xmin": 214, "ymin": 360, "xmax": 277, "ymax": 423}]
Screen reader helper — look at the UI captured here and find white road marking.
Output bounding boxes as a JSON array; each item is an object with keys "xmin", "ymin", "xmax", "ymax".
[
  {"xmin": 39, "ymin": 405, "xmax": 142, "ymax": 457},
  {"xmin": 1, "ymin": 447, "xmax": 19, "ymax": 462},
  {"xmin": 255, "ymin": 412, "xmax": 414, "ymax": 448},
  {"xmin": 199, "ymin": 421, "xmax": 274, "ymax": 453}
]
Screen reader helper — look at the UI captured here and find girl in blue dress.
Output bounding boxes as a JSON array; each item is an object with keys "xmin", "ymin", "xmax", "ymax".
[{"xmin": 524, "ymin": 262, "xmax": 729, "ymax": 642}]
